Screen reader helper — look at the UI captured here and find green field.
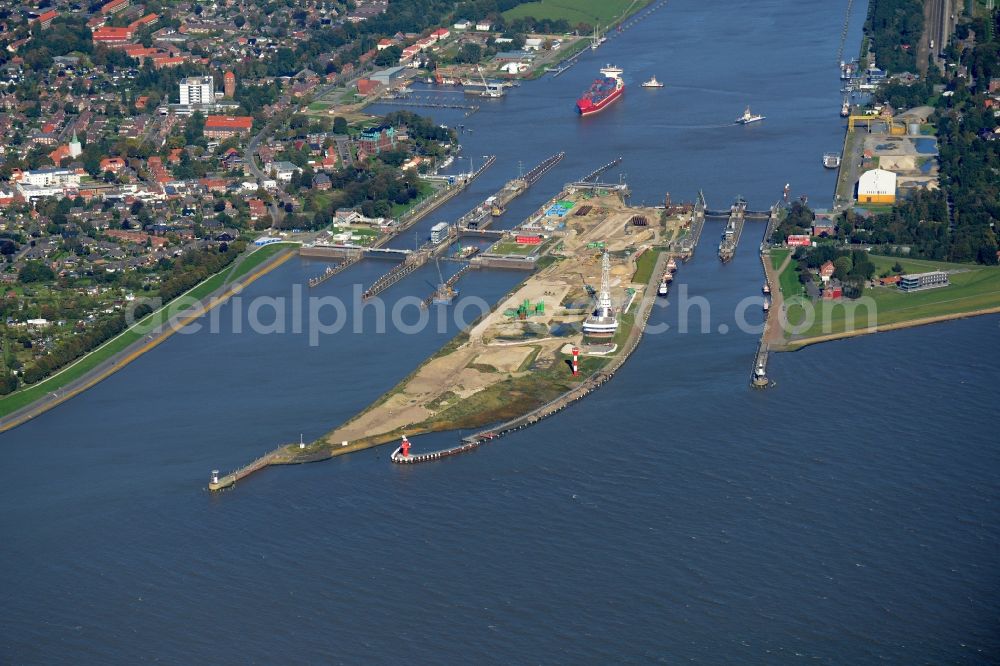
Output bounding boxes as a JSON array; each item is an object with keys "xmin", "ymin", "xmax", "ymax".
[
  {"xmin": 0, "ymin": 243, "xmax": 295, "ymax": 419},
  {"xmin": 489, "ymin": 241, "xmax": 540, "ymax": 256},
  {"xmin": 503, "ymin": 0, "xmax": 644, "ymax": 26},
  {"xmin": 307, "ymin": 101, "xmax": 332, "ymax": 111},
  {"xmin": 631, "ymin": 248, "xmax": 662, "ymax": 285},
  {"xmin": 770, "ymin": 248, "xmax": 788, "ymax": 270},
  {"xmin": 770, "ymin": 249, "xmax": 804, "ymax": 300},
  {"xmin": 784, "ymin": 256, "xmax": 1000, "ymax": 340}
]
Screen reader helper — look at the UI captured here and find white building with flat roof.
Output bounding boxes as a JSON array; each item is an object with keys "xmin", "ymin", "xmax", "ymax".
[
  {"xmin": 899, "ymin": 271, "xmax": 949, "ymax": 292},
  {"xmin": 19, "ymin": 167, "xmax": 81, "ymax": 187},
  {"xmin": 179, "ymin": 76, "xmax": 215, "ymax": 106}
]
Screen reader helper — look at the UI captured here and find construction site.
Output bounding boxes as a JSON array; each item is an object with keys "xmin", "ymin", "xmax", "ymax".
[{"xmin": 304, "ymin": 187, "xmax": 689, "ymax": 453}]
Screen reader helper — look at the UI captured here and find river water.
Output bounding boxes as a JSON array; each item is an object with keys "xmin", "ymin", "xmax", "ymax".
[{"xmin": 4, "ymin": 0, "xmax": 999, "ymax": 663}]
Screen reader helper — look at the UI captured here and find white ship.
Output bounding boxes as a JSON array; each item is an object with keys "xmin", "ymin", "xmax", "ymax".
[
  {"xmin": 823, "ymin": 152, "xmax": 842, "ymax": 169},
  {"xmin": 641, "ymin": 76, "xmax": 664, "ymax": 88},
  {"xmin": 736, "ymin": 105, "xmax": 765, "ymax": 124},
  {"xmin": 582, "ymin": 251, "xmax": 619, "ymax": 338}
]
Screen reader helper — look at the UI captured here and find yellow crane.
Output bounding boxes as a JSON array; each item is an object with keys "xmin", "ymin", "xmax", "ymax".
[{"xmin": 848, "ymin": 114, "xmax": 906, "ymax": 134}]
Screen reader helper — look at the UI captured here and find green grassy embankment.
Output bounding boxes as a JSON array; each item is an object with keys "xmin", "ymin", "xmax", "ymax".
[
  {"xmin": 631, "ymin": 248, "xmax": 663, "ymax": 286},
  {"xmin": 0, "ymin": 243, "xmax": 296, "ymax": 419},
  {"xmin": 503, "ymin": 0, "xmax": 644, "ymax": 25},
  {"xmin": 784, "ymin": 255, "xmax": 1000, "ymax": 342}
]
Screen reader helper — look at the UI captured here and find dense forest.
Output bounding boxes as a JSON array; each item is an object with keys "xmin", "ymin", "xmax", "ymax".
[
  {"xmin": 861, "ymin": 4, "xmax": 1000, "ymax": 264},
  {"xmin": 866, "ymin": 0, "xmax": 924, "ymax": 73}
]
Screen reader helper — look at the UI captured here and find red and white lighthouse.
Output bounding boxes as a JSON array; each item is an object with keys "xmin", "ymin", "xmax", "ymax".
[
  {"xmin": 401, "ymin": 435, "xmax": 411, "ymax": 457},
  {"xmin": 571, "ymin": 346, "xmax": 580, "ymax": 376}
]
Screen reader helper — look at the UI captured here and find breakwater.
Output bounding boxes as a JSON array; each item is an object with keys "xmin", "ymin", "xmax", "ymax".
[
  {"xmin": 208, "ymin": 450, "xmax": 281, "ymax": 491},
  {"xmin": 307, "ymin": 254, "xmax": 362, "ymax": 288}
]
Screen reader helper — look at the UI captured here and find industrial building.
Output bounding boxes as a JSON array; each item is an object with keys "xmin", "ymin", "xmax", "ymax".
[
  {"xmin": 857, "ymin": 168, "xmax": 897, "ymax": 204},
  {"xmin": 369, "ymin": 66, "xmax": 407, "ymax": 86}
]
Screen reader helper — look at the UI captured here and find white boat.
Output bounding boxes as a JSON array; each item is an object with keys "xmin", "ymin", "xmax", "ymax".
[
  {"xmin": 763, "ymin": 282, "xmax": 770, "ymax": 294},
  {"xmin": 658, "ymin": 281, "xmax": 669, "ymax": 296},
  {"xmin": 641, "ymin": 76, "xmax": 664, "ymax": 88},
  {"xmin": 736, "ymin": 105, "xmax": 765, "ymax": 124},
  {"xmin": 823, "ymin": 152, "xmax": 841, "ymax": 169}
]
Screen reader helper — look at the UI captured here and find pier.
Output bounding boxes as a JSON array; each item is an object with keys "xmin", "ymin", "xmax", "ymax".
[
  {"xmin": 761, "ymin": 204, "xmax": 782, "ymax": 250},
  {"xmin": 362, "ymin": 252, "xmax": 429, "ymax": 300},
  {"xmin": 208, "ymin": 450, "xmax": 280, "ymax": 491},
  {"xmin": 470, "ymin": 254, "xmax": 537, "ymax": 270},
  {"xmin": 752, "ymin": 207, "xmax": 783, "ymax": 389},
  {"xmin": 373, "ymin": 155, "xmax": 496, "ymax": 247},
  {"xmin": 391, "ymin": 253, "xmax": 670, "ymax": 464},
  {"xmin": 580, "ymin": 156, "xmax": 623, "ymax": 183},
  {"xmin": 421, "ymin": 264, "xmax": 472, "ymax": 307},
  {"xmin": 378, "ymin": 97, "xmax": 480, "ymax": 115},
  {"xmin": 565, "ymin": 180, "xmax": 631, "ymax": 196},
  {"xmin": 718, "ymin": 198, "xmax": 747, "ymax": 263},
  {"xmin": 459, "ymin": 152, "xmax": 565, "ymax": 231},
  {"xmin": 673, "ymin": 193, "xmax": 705, "ymax": 259},
  {"xmin": 753, "ymin": 254, "xmax": 774, "ymax": 389},
  {"xmin": 307, "ymin": 254, "xmax": 361, "ymax": 288}
]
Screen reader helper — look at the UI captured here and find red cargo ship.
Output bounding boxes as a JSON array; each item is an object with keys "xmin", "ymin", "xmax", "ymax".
[{"xmin": 576, "ymin": 65, "xmax": 624, "ymax": 116}]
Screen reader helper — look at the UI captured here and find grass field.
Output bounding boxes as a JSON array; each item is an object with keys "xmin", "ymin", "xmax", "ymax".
[
  {"xmin": 489, "ymin": 241, "xmax": 540, "ymax": 256},
  {"xmin": 503, "ymin": 0, "xmax": 643, "ymax": 26},
  {"xmin": 770, "ymin": 248, "xmax": 789, "ymax": 271},
  {"xmin": 631, "ymin": 248, "xmax": 662, "ymax": 285},
  {"xmin": 0, "ymin": 243, "xmax": 295, "ymax": 418},
  {"xmin": 784, "ymin": 256, "xmax": 1000, "ymax": 340},
  {"xmin": 770, "ymin": 248, "xmax": 805, "ymax": 300}
]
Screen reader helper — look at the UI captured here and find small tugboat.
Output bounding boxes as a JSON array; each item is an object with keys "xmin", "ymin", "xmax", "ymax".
[
  {"xmin": 736, "ymin": 105, "xmax": 765, "ymax": 125},
  {"xmin": 823, "ymin": 152, "xmax": 842, "ymax": 169},
  {"xmin": 841, "ymin": 97, "xmax": 850, "ymax": 117},
  {"xmin": 763, "ymin": 282, "xmax": 770, "ymax": 294},
  {"xmin": 641, "ymin": 76, "xmax": 664, "ymax": 88},
  {"xmin": 666, "ymin": 257, "xmax": 678, "ymax": 272},
  {"xmin": 763, "ymin": 299, "xmax": 770, "ymax": 312},
  {"xmin": 658, "ymin": 280, "xmax": 669, "ymax": 296}
]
